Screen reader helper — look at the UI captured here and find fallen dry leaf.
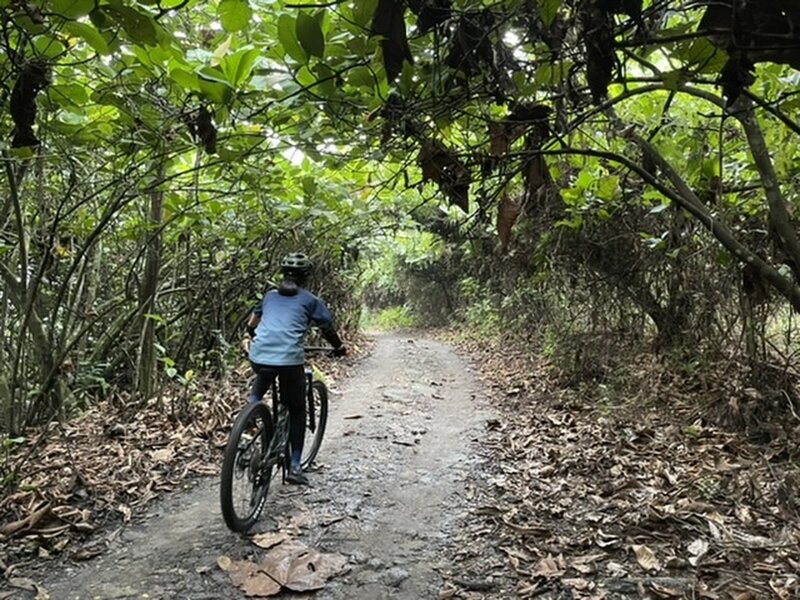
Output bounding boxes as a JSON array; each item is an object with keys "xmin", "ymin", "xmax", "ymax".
[
  {"xmin": 260, "ymin": 540, "xmax": 348, "ymax": 592},
  {"xmin": 687, "ymin": 538, "xmax": 708, "ymax": 566},
  {"xmin": 226, "ymin": 558, "xmax": 282, "ymax": 597},
  {"xmin": 0, "ymin": 503, "xmax": 51, "ymax": 537},
  {"xmin": 251, "ymin": 532, "xmax": 290, "ymax": 550},
  {"xmin": 278, "ymin": 508, "xmax": 314, "ymax": 533},
  {"xmin": 562, "ymin": 577, "xmax": 593, "ymax": 591},
  {"xmin": 438, "ymin": 585, "xmax": 458, "ymax": 599},
  {"xmin": 117, "ymin": 504, "xmax": 132, "ymax": 522},
  {"xmin": 632, "ymin": 544, "xmax": 661, "ymax": 572},
  {"xmin": 533, "ymin": 554, "xmax": 565, "ymax": 578},
  {"xmin": 219, "ymin": 541, "xmax": 348, "ymax": 597},
  {"xmin": 151, "ymin": 447, "xmax": 173, "ymax": 462}
]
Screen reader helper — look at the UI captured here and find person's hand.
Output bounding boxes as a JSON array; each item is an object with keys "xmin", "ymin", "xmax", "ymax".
[
  {"xmin": 240, "ymin": 337, "xmax": 251, "ymax": 357},
  {"xmin": 333, "ymin": 345, "xmax": 348, "ymax": 357}
]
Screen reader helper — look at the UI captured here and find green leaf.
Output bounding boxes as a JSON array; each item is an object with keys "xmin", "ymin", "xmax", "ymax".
[
  {"xmin": 576, "ymin": 170, "xmax": 593, "ymax": 190},
  {"xmin": 351, "ymin": 0, "xmax": 377, "ymax": 28},
  {"xmin": 198, "ymin": 69, "xmax": 233, "ymax": 104},
  {"xmin": 198, "ymin": 81, "xmax": 229, "ymax": 103},
  {"xmin": 596, "ymin": 175, "xmax": 619, "ymax": 200},
  {"xmin": 53, "ymin": 0, "xmax": 95, "ymax": 18},
  {"xmin": 278, "ymin": 14, "xmax": 307, "ymax": 63},
  {"xmin": 296, "ymin": 12, "xmax": 325, "ymax": 58},
  {"xmin": 50, "ymin": 83, "xmax": 90, "ymax": 109},
  {"xmin": 222, "ymin": 48, "xmax": 260, "ymax": 86},
  {"xmin": 315, "ymin": 62, "xmax": 336, "ymax": 96},
  {"xmin": 302, "ymin": 176, "xmax": 317, "ymax": 195},
  {"xmin": 211, "ymin": 34, "xmax": 233, "ymax": 66},
  {"xmin": 198, "ymin": 66, "xmax": 231, "ymax": 85},
  {"xmin": 33, "ymin": 35, "xmax": 66, "ymax": 59},
  {"xmin": 9, "ymin": 146, "xmax": 35, "ymax": 158},
  {"xmin": 554, "ymin": 215, "xmax": 583, "ymax": 230},
  {"xmin": 347, "ymin": 65, "xmax": 375, "ymax": 88},
  {"xmin": 537, "ymin": 0, "xmax": 561, "ymax": 28},
  {"xmin": 88, "ymin": 7, "xmax": 112, "ymax": 30},
  {"xmin": 170, "ymin": 67, "xmax": 201, "ymax": 91},
  {"xmin": 296, "ymin": 65, "xmax": 316, "ymax": 88},
  {"xmin": 662, "ymin": 70, "xmax": 685, "ymax": 91},
  {"xmin": 219, "ymin": 0, "xmax": 252, "ymax": 32},
  {"xmin": 3, "ymin": 436, "xmax": 26, "ymax": 450},
  {"xmin": 63, "ymin": 21, "xmax": 111, "ymax": 54},
  {"xmin": 107, "ymin": 5, "xmax": 158, "ymax": 45},
  {"xmin": 533, "ymin": 62, "xmax": 571, "ymax": 87},
  {"xmin": 398, "ymin": 60, "xmax": 414, "ymax": 94},
  {"xmin": 671, "ymin": 39, "xmax": 728, "ymax": 74}
]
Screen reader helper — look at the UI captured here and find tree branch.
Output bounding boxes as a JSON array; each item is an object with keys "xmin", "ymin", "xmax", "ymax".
[{"xmin": 729, "ymin": 94, "xmax": 800, "ymax": 283}]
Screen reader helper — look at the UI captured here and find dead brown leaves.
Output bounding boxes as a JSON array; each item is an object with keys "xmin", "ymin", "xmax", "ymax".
[
  {"xmin": 418, "ymin": 138, "xmax": 470, "ymax": 212},
  {"xmin": 497, "ymin": 196, "xmax": 521, "ymax": 253},
  {"xmin": 0, "ymin": 344, "xmax": 361, "ymax": 569},
  {"xmin": 371, "ymin": 0, "xmax": 413, "ymax": 83},
  {"xmin": 218, "ymin": 503, "xmax": 348, "ymax": 597},
  {"xmin": 219, "ymin": 540, "xmax": 347, "ymax": 597},
  {"xmin": 449, "ymin": 338, "xmax": 800, "ymax": 599},
  {"xmin": 0, "ymin": 378, "xmax": 242, "ymax": 562}
]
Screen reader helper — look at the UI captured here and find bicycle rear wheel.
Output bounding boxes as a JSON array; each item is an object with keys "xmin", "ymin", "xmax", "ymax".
[
  {"xmin": 220, "ymin": 402, "xmax": 274, "ymax": 532},
  {"xmin": 300, "ymin": 381, "xmax": 328, "ymax": 470}
]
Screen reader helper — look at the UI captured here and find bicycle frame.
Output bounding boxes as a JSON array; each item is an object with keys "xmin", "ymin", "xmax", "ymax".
[{"xmin": 220, "ymin": 346, "xmax": 332, "ymax": 531}]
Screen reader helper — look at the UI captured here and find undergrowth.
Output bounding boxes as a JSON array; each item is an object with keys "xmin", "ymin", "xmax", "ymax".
[{"xmin": 360, "ymin": 306, "xmax": 417, "ymax": 331}]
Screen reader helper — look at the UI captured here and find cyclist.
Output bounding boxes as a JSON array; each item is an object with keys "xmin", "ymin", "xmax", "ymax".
[{"xmin": 245, "ymin": 252, "xmax": 347, "ymax": 485}]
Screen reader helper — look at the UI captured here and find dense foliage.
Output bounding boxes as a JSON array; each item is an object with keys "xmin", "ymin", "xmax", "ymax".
[
  {"xmin": 351, "ymin": 0, "xmax": 800, "ymax": 420},
  {"xmin": 0, "ymin": 0, "xmax": 416, "ymax": 434},
  {"xmin": 3, "ymin": 0, "xmax": 800, "ymax": 434}
]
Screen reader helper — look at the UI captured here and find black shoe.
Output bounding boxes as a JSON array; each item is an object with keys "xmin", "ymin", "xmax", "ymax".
[{"xmin": 286, "ymin": 466, "xmax": 309, "ymax": 485}]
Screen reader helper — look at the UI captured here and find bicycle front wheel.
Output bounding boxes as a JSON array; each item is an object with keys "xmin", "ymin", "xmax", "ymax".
[
  {"xmin": 220, "ymin": 402, "xmax": 274, "ymax": 532},
  {"xmin": 300, "ymin": 381, "xmax": 328, "ymax": 470}
]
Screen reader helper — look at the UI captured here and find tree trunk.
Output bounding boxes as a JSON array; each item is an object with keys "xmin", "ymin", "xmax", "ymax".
[
  {"xmin": 135, "ymin": 160, "xmax": 166, "ymax": 399},
  {"xmin": 626, "ymin": 133, "xmax": 800, "ymax": 312},
  {"xmin": 731, "ymin": 95, "xmax": 800, "ymax": 282}
]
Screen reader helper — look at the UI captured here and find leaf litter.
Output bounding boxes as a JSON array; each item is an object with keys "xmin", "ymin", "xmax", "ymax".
[
  {"xmin": 218, "ymin": 502, "xmax": 348, "ymax": 597},
  {"xmin": 0, "ymin": 380, "xmax": 239, "ymax": 567},
  {"xmin": 442, "ymin": 337, "xmax": 800, "ymax": 599},
  {"xmin": 219, "ymin": 540, "xmax": 348, "ymax": 597},
  {"xmin": 0, "ymin": 350, "xmax": 358, "ymax": 586}
]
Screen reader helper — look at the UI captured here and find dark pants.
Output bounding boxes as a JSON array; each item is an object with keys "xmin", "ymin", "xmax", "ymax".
[{"xmin": 249, "ymin": 363, "xmax": 306, "ymax": 462}]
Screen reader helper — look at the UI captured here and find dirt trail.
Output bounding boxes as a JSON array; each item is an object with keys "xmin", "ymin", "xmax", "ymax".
[{"xmin": 32, "ymin": 332, "xmax": 494, "ymax": 599}]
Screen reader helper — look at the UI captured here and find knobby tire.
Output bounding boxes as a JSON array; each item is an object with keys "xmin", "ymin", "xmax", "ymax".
[
  {"xmin": 220, "ymin": 401, "xmax": 273, "ymax": 532},
  {"xmin": 300, "ymin": 380, "xmax": 328, "ymax": 470}
]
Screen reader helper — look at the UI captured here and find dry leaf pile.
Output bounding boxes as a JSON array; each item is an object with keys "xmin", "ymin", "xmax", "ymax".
[
  {"xmin": 217, "ymin": 503, "xmax": 348, "ymax": 597},
  {"xmin": 449, "ymin": 339, "xmax": 800, "ymax": 599},
  {"xmin": 0, "ymin": 378, "xmax": 242, "ymax": 564},
  {"xmin": 219, "ymin": 540, "xmax": 347, "ymax": 597},
  {"xmin": 0, "ymin": 348, "xmax": 358, "ymax": 568}
]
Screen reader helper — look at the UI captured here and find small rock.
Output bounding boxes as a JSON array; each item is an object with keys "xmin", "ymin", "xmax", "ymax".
[
  {"xmin": 366, "ymin": 558, "xmax": 385, "ymax": 570},
  {"xmin": 381, "ymin": 566, "xmax": 410, "ymax": 587}
]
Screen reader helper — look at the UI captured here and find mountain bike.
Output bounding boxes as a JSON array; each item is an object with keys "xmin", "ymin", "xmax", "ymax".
[{"xmin": 220, "ymin": 348, "xmax": 331, "ymax": 532}]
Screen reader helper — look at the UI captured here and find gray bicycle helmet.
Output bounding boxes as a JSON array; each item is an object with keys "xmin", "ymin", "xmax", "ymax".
[{"xmin": 280, "ymin": 252, "xmax": 312, "ymax": 276}]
